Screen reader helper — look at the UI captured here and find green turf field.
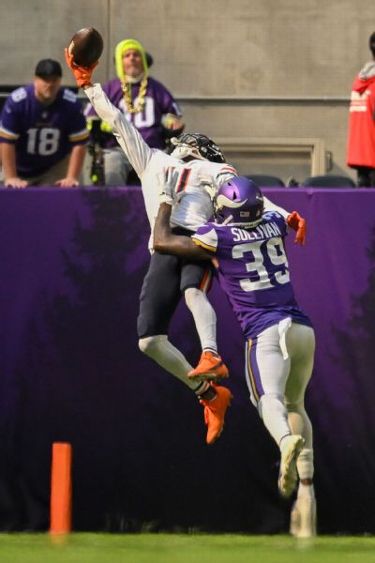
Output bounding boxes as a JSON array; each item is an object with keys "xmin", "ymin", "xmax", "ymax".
[{"xmin": 0, "ymin": 533, "xmax": 374, "ymax": 563}]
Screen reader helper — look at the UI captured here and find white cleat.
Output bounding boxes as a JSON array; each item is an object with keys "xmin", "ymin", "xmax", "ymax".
[
  {"xmin": 278, "ymin": 435, "xmax": 305, "ymax": 498},
  {"xmin": 290, "ymin": 496, "xmax": 317, "ymax": 538}
]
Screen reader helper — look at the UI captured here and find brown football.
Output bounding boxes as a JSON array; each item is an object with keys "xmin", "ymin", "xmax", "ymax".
[{"xmin": 68, "ymin": 27, "xmax": 103, "ymax": 67}]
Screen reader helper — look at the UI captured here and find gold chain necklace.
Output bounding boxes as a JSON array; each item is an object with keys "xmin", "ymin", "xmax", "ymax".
[{"xmin": 122, "ymin": 76, "xmax": 148, "ymax": 114}]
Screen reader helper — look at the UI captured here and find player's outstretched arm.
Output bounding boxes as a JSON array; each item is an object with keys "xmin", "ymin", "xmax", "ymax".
[
  {"xmin": 64, "ymin": 49, "xmax": 151, "ymax": 176},
  {"xmin": 263, "ymin": 195, "xmax": 290, "ymax": 218},
  {"xmin": 261, "ymin": 191, "xmax": 306, "ymax": 245},
  {"xmin": 154, "ymin": 203, "xmax": 211, "ymax": 260}
]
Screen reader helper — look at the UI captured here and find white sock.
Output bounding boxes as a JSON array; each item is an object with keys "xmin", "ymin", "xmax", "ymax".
[
  {"xmin": 184, "ymin": 288, "xmax": 217, "ymax": 352},
  {"xmin": 296, "ymin": 448, "xmax": 314, "ymax": 481},
  {"xmin": 297, "ymin": 483, "xmax": 315, "ymax": 500},
  {"xmin": 287, "ymin": 404, "xmax": 313, "ymax": 449},
  {"xmin": 138, "ymin": 335, "xmax": 209, "ymax": 394}
]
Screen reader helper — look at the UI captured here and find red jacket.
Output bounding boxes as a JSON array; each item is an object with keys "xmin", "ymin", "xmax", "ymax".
[{"xmin": 347, "ymin": 74, "xmax": 375, "ymax": 168}]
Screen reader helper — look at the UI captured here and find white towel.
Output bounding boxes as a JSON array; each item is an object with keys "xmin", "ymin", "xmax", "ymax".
[{"xmin": 278, "ymin": 317, "xmax": 292, "ymax": 360}]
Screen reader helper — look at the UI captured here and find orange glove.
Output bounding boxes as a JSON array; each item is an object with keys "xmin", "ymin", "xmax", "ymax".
[
  {"xmin": 64, "ymin": 48, "xmax": 98, "ymax": 88},
  {"xmin": 287, "ymin": 211, "xmax": 307, "ymax": 245}
]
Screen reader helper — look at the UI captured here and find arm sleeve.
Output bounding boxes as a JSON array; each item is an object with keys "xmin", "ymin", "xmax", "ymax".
[
  {"xmin": 84, "ymin": 83, "xmax": 152, "ymax": 176},
  {"xmin": 84, "ymin": 102, "xmax": 96, "ymax": 118},
  {"xmin": 263, "ymin": 196, "xmax": 289, "ymax": 219},
  {"xmin": 263, "ymin": 211, "xmax": 288, "ymax": 235},
  {"xmin": 68, "ymin": 105, "xmax": 89, "ymax": 145},
  {"xmin": 0, "ymin": 97, "xmax": 21, "ymax": 143},
  {"xmin": 358, "ymin": 62, "xmax": 375, "ymax": 80},
  {"xmin": 151, "ymin": 78, "xmax": 183, "ymax": 117},
  {"xmin": 160, "ymin": 86, "xmax": 183, "ymax": 117},
  {"xmin": 69, "ymin": 128, "xmax": 90, "ymax": 144}
]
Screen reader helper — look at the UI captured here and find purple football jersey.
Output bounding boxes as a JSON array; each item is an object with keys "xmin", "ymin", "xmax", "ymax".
[
  {"xmin": 193, "ymin": 211, "xmax": 312, "ymax": 339},
  {"xmin": 0, "ymin": 85, "xmax": 88, "ymax": 177},
  {"xmin": 85, "ymin": 77, "xmax": 182, "ymax": 150}
]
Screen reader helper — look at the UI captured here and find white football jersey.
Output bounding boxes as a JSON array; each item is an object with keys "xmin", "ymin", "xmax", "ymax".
[{"xmin": 85, "ymin": 84, "xmax": 288, "ymax": 238}]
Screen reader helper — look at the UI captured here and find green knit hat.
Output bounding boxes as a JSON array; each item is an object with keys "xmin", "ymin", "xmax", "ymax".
[{"xmin": 115, "ymin": 38, "xmax": 148, "ymax": 81}]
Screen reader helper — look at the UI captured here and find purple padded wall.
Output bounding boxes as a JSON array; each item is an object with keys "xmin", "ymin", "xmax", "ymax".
[{"xmin": 0, "ymin": 187, "xmax": 374, "ymax": 533}]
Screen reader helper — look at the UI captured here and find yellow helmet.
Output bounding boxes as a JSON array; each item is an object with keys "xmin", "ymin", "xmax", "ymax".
[{"xmin": 114, "ymin": 38, "xmax": 148, "ymax": 81}]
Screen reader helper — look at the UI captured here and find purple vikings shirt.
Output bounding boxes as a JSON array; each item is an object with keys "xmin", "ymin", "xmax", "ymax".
[
  {"xmin": 85, "ymin": 77, "xmax": 182, "ymax": 150},
  {"xmin": 192, "ymin": 211, "xmax": 312, "ymax": 339},
  {"xmin": 0, "ymin": 85, "xmax": 88, "ymax": 177}
]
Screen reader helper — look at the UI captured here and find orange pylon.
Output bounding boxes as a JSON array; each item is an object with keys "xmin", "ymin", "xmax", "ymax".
[{"xmin": 50, "ymin": 442, "xmax": 72, "ymax": 534}]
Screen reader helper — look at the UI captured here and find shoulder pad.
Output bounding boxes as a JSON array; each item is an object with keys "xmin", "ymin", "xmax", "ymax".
[
  {"xmin": 218, "ymin": 164, "xmax": 238, "ymax": 175},
  {"xmin": 11, "ymin": 87, "xmax": 27, "ymax": 103},
  {"xmin": 263, "ymin": 210, "xmax": 282, "ymax": 220},
  {"xmin": 62, "ymin": 89, "xmax": 78, "ymax": 103},
  {"xmin": 193, "ymin": 225, "xmax": 218, "ymax": 252}
]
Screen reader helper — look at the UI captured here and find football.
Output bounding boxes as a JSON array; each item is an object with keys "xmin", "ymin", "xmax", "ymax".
[{"xmin": 68, "ymin": 27, "xmax": 103, "ymax": 67}]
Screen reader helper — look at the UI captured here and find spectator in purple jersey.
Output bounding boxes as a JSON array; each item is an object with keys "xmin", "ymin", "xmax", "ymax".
[
  {"xmin": 154, "ymin": 175, "xmax": 316, "ymax": 539},
  {"xmin": 84, "ymin": 38, "xmax": 184, "ymax": 185},
  {"xmin": 0, "ymin": 59, "xmax": 89, "ymax": 188}
]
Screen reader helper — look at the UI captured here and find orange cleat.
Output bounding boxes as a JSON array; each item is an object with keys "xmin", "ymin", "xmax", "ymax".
[
  {"xmin": 188, "ymin": 351, "xmax": 229, "ymax": 382},
  {"xmin": 200, "ymin": 385, "xmax": 233, "ymax": 445}
]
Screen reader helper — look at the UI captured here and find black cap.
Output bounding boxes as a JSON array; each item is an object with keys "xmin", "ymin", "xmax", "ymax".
[
  {"xmin": 35, "ymin": 59, "xmax": 62, "ymax": 79},
  {"xmin": 370, "ymin": 32, "xmax": 375, "ymax": 56},
  {"xmin": 146, "ymin": 52, "xmax": 153, "ymax": 68}
]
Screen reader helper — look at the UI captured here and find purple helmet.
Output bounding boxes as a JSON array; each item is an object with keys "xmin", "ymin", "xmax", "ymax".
[{"xmin": 215, "ymin": 176, "xmax": 264, "ymax": 227}]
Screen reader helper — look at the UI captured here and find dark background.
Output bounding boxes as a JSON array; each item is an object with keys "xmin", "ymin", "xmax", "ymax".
[{"xmin": 0, "ymin": 187, "xmax": 374, "ymax": 534}]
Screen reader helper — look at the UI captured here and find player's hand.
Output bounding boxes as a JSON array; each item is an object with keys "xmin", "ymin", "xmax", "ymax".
[
  {"xmin": 55, "ymin": 177, "xmax": 79, "ymax": 188},
  {"xmin": 287, "ymin": 211, "xmax": 306, "ymax": 245},
  {"xmin": 64, "ymin": 48, "xmax": 98, "ymax": 88},
  {"xmin": 158, "ymin": 168, "xmax": 178, "ymax": 206},
  {"xmin": 5, "ymin": 177, "xmax": 28, "ymax": 189},
  {"xmin": 161, "ymin": 114, "xmax": 185, "ymax": 131},
  {"xmin": 198, "ymin": 175, "xmax": 216, "ymax": 200}
]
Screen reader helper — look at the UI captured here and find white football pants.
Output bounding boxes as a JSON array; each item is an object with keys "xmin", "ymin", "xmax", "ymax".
[{"xmin": 245, "ymin": 320, "xmax": 315, "ymax": 478}]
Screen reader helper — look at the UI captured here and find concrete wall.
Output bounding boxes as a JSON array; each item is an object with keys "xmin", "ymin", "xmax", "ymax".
[{"xmin": 1, "ymin": 0, "xmax": 374, "ymax": 182}]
